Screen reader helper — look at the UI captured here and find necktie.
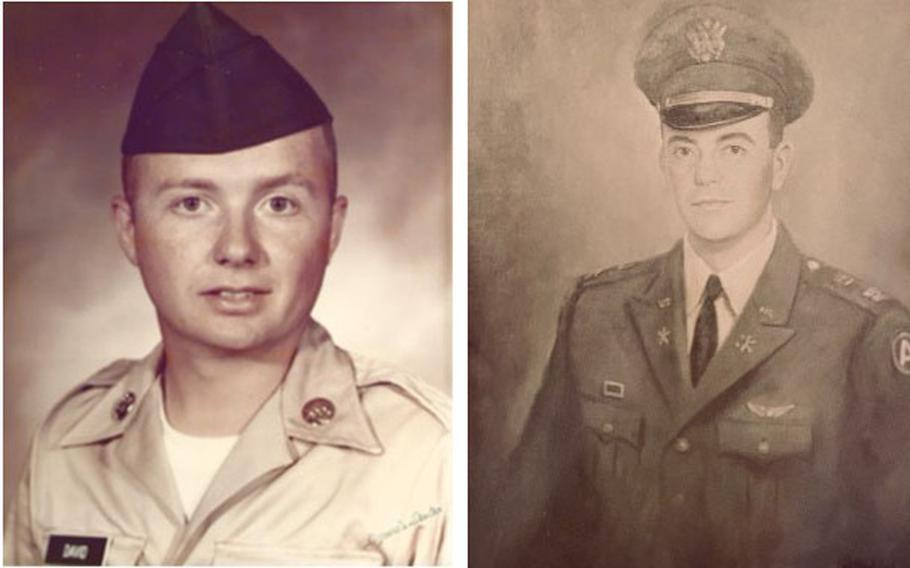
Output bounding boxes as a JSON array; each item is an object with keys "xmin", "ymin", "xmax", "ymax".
[{"xmin": 690, "ymin": 274, "xmax": 724, "ymax": 387}]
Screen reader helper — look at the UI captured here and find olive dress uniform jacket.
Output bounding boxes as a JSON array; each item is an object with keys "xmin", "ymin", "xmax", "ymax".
[
  {"xmin": 5, "ymin": 322, "xmax": 450, "ymax": 565},
  {"xmin": 499, "ymin": 227, "xmax": 910, "ymax": 568}
]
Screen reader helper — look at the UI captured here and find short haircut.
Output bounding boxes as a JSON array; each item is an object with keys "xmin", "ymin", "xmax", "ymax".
[
  {"xmin": 121, "ymin": 123, "xmax": 339, "ymax": 206},
  {"xmin": 767, "ymin": 108, "xmax": 785, "ymax": 148}
]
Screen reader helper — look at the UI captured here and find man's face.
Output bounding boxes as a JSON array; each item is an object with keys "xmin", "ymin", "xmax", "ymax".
[
  {"xmin": 660, "ymin": 112, "xmax": 790, "ymax": 246},
  {"xmin": 113, "ymin": 127, "xmax": 346, "ymax": 353}
]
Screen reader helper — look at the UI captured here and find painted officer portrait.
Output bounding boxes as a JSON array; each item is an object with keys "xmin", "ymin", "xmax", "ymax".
[
  {"xmin": 5, "ymin": 3, "xmax": 450, "ymax": 565},
  {"xmin": 474, "ymin": 2, "xmax": 910, "ymax": 567}
]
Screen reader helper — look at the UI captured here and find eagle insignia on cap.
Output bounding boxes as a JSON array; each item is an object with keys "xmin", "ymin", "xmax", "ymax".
[{"xmin": 685, "ymin": 18, "xmax": 727, "ymax": 63}]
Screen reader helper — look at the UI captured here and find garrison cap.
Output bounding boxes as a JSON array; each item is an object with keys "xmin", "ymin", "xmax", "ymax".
[
  {"xmin": 121, "ymin": 3, "xmax": 331, "ymax": 155},
  {"xmin": 635, "ymin": 4, "xmax": 813, "ymax": 130}
]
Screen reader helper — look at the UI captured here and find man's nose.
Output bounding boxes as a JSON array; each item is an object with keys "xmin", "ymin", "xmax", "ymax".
[
  {"xmin": 213, "ymin": 212, "xmax": 262, "ymax": 267},
  {"xmin": 694, "ymin": 153, "xmax": 719, "ymax": 186}
]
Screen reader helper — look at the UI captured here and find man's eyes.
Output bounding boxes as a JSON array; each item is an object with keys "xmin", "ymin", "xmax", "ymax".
[
  {"xmin": 171, "ymin": 195, "xmax": 211, "ymax": 214},
  {"xmin": 260, "ymin": 195, "xmax": 300, "ymax": 215},
  {"xmin": 671, "ymin": 146, "xmax": 696, "ymax": 158},
  {"xmin": 167, "ymin": 195, "xmax": 302, "ymax": 216},
  {"xmin": 723, "ymin": 144, "xmax": 748, "ymax": 156}
]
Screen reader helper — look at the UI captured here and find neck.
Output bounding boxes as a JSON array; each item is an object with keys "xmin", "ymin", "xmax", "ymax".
[
  {"xmin": 688, "ymin": 210, "xmax": 775, "ymax": 273},
  {"xmin": 160, "ymin": 327, "xmax": 305, "ymax": 436}
]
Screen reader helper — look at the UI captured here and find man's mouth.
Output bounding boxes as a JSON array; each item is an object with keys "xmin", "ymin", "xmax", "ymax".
[
  {"xmin": 201, "ymin": 287, "xmax": 271, "ymax": 300},
  {"xmin": 691, "ymin": 198, "xmax": 732, "ymax": 210}
]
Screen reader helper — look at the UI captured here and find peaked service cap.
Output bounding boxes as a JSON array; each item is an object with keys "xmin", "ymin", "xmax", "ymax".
[
  {"xmin": 121, "ymin": 3, "xmax": 332, "ymax": 155},
  {"xmin": 635, "ymin": 4, "xmax": 813, "ymax": 130}
]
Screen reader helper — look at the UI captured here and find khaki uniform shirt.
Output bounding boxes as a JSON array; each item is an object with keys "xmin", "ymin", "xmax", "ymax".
[
  {"xmin": 5, "ymin": 323, "xmax": 450, "ymax": 565},
  {"xmin": 497, "ymin": 226, "xmax": 910, "ymax": 567}
]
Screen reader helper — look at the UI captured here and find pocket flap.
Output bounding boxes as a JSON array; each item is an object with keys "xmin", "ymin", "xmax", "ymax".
[
  {"xmin": 717, "ymin": 417, "xmax": 812, "ymax": 465},
  {"xmin": 579, "ymin": 399, "xmax": 643, "ymax": 448},
  {"xmin": 213, "ymin": 542, "xmax": 384, "ymax": 565}
]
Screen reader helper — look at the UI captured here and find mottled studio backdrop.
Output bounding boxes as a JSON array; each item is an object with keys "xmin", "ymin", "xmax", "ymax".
[
  {"xmin": 4, "ymin": 2, "xmax": 451, "ymax": 511},
  {"xmin": 469, "ymin": 0, "xmax": 910, "ymax": 563}
]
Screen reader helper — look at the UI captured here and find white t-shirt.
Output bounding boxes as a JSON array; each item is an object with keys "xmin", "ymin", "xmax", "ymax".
[{"xmin": 159, "ymin": 389, "xmax": 239, "ymax": 518}]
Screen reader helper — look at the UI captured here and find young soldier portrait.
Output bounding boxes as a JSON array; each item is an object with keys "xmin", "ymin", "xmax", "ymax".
[
  {"xmin": 5, "ymin": 3, "xmax": 450, "ymax": 565},
  {"xmin": 470, "ymin": 1, "xmax": 910, "ymax": 567}
]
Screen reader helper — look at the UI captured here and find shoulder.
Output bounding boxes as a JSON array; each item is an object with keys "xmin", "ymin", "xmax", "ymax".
[
  {"xmin": 576, "ymin": 253, "xmax": 664, "ymax": 291},
  {"xmin": 351, "ymin": 353, "xmax": 451, "ymax": 438},
  {"xmin": 559, "ymin": 250, "xmax": 667, "ymax": 318},
  {"xmin": 800, "ymin": 256, "xmax": 910, "ymax": 377},
  {"xmin": 800, "ymin": 256, "xmax": 909, "ymax": 320},
  {"xmin": 35, "ymin": 358, "xmax": 138, "ymax": 448}
]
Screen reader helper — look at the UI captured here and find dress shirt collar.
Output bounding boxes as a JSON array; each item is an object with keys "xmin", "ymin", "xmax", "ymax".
[{"xmin": 683, "ymin": 215, "xmax": 779, "ymax": 317}]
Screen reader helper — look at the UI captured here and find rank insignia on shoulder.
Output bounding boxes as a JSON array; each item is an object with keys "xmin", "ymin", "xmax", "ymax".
[
  {"xmin": 862, "ymin": 287, "xmax": 887, "ymax": 303},
  {"xmin": 892, "ymin": 332, "xmax": 910, "ymax": 376},
  {"xmin": 603, "ymin": 380, "xmax": 626, "ymax": 399},
  {"xmin": 833, "ymin": 273, "xmax": 855, "ymax": 287},
  {"xmin": 45, "ymin": 535, "xmax": 108, "ymax": 565}
]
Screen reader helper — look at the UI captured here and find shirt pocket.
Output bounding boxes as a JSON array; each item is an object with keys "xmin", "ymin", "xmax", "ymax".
[
  {"xmin": 579, "ymin": 399, "xmax": 644, "ymax": 480},
  {"xmin": 39, "ymin": 528, "xmax": 146, "ymax": 565},
  {"xmin": 212, "ymin": 542, "xmax": 385, "ymax": 565},
  {"xmin": 717, "ymin": 417, "xmax": 813, "ymax": 466}
]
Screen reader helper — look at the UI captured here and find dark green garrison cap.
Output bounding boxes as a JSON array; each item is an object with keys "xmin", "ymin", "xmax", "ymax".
[
  {"xmin": 635, "ymin": 4, "xmax": 813, "ymax": 130},
  {"xmin": 121, "ymin": 3, "xmax": 331, "ymax": 155}
]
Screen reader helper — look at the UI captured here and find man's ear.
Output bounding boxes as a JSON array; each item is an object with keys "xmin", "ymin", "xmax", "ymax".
[
  {"xmin": 771, "ymin": 141, "xmax": 793, "ymax": 192},
  {"xmin": 328, "ymin": 195, "xmax": 348, "ymax": 260},
  {"xmin": 111, "ymin": 195, "xmax": 139, "ymax": 266}
]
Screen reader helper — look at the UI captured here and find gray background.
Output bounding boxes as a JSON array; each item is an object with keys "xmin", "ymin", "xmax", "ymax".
[
  {"xmin": 469, "ymin": 0, "xmax": 910, "ymax": 562},
  {"xmin": 4, "ymin": 2, "xmax": 451, "ymax": 512}
]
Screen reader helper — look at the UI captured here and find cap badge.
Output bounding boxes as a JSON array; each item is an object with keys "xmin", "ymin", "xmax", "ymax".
[{"xmin": 685, "ymin": 18, "xmax": 727, "ymax": 63}]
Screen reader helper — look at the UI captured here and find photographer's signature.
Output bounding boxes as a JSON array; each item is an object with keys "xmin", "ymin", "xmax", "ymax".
[{"xmin": 368, "ymin": 505, "xmax": 443, "ymax": 544}]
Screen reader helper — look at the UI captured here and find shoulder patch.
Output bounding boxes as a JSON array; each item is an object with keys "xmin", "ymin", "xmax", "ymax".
[
  {"xmin": 893, "ymin": 331, "xmax": 910, "ymax": 376},
  {"xmin": 353, "ymin": 354, "xmax": 451, "ymax": 431}
]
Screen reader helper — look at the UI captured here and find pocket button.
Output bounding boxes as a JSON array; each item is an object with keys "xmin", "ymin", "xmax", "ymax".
[
  {"xmin": 757, "ymin": 438, "xmax": 770, "ymax": 454},
  {"xmin": 602, "ymin": 422, "xmax": 615, "ymax": 435},
  {"xmin": 673, "ymin": 437, "xmax": 690, "ymax": 453}
]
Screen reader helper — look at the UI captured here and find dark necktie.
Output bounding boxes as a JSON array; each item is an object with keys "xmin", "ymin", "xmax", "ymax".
[{"xmin": 690, "ymin": 274, "xmax": 724, "ymax": 387}]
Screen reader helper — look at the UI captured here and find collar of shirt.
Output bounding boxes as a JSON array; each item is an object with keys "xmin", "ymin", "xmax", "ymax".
[
  {"xmin": 59, "ymin": 320, "xmax": 384, "ymax": 456},
  {"xmin": 683, "ymin": 217, "xmax": 779, "ymax": 318}
]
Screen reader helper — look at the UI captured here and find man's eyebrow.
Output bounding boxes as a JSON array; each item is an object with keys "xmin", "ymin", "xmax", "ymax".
[
  {"xmin": 157, "ymin": 178, "xmax": 218, "ymax": 192},
  {"xmin": 717, "ymin": 132, "xmax": 756, "ymax": 145},
  {"xmin": 254, "ymin": 173, "xmax": 316, "ymax": 194},
  {"xmin": 666, "ymin": 134, "xmax": 696, "ymax": 145}
]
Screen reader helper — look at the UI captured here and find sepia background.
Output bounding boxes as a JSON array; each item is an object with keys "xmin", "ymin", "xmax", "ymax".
[
  {"xmin": 469, "ymin": 0, "xmax": 910, "ymax": 563},
  {"xmin": 4, "ymin": 3, "xmax": 451, "ymax": 511}
]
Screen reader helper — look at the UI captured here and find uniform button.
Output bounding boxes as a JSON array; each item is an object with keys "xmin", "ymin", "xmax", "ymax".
[
  {"xmin": 112, "ymin": 391, "xmax": 136, "ymax": 421},
  {"xmin": 673, "ymin": 437, "xmax": 690, "ymax": 453},
  {"xmin": 671, "ymin": 493, "xmax": 686, "ymax": 506},
  {"xmin": 302, "ymin": 397, "xmax": 335, "ymax": 426},
  {"xmin": 758, "ymin": 438, "xmax": 770, "ymax": 454},
  {"xmin": 602, "ymin": 422, "xmax": 615, "ymax": 435}
]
